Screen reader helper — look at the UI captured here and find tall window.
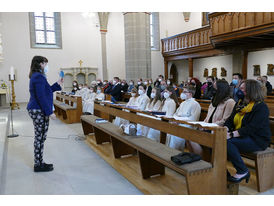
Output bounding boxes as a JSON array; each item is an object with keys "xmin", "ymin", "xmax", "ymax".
[
  {"xmin": 150, "ymin": 12, "xmax": 160, "ymax": 51},
  {"xmin": 29, "ymin": 12, "xmax": 62, "ymax": 49}
]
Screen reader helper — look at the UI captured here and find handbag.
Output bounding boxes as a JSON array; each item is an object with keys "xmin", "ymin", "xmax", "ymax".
[{"xmin": 171, "ymin": 152, "xmax": 201, "ymax": 165}]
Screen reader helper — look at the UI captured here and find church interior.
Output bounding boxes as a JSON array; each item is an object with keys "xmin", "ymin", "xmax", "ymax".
[{"xmin": 0, "ymin": 7, "xmax": 274, "ymax": 199}]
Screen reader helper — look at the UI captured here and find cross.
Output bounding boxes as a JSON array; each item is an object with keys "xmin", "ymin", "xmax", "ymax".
[{"xmin": 78, "ymin": 60, "xmax": 83, "ymax": 67}]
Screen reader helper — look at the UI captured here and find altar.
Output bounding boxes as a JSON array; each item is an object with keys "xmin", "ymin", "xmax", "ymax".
[{"xmin": 0, "ymin": 88, "xmax": 8, "ymax": 107}]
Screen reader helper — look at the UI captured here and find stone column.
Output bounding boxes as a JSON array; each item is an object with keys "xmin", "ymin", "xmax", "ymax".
[
  {"xmin": 98, "ymin": 12, "xmax": 109, "ymax": 81},
  {"xmin": 124, "ymin": 12, "xmax": 151, "ymax": 81}
]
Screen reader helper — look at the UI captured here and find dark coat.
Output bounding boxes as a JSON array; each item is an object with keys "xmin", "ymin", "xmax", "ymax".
[
  {"xmin": 27, "ymin": 72, "xmax": 61, "ymax": 116},
  {"xmin": 224, "ymin": 101, "xmax": 271, "ymax": 150},
  {"xmin": 110, "ymin": 83, "xmax": 122, "ymax": 101}
]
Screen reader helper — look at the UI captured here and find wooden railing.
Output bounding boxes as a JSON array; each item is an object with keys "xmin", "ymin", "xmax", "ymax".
[
  {"xmin": 209, "ymin": 12, "xmax": 274, "ymax": 37},
  {"xmin": 162, "ymin": 26, "xmax": 211, "ymax": 53}
]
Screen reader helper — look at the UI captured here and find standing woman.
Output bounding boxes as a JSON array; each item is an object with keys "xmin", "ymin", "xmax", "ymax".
[{"xmin": 27, "ymin": 56, "xmax": 63, "ymax": 172}]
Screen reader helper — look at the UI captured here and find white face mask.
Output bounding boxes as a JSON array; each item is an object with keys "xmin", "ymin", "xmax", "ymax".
[
  {"xmin": 138, "ymin": 90, "xmax": 144, "ymax": 95},
  {"xmin": 158, "ymin": 78, "xmax": 162, "ymax": 82},
  {"xmin": 44, "ymin": 65, "xmax": 49, "ymax": 74},
  {"xmin": 137, "ymin": 82, "xmax": 141, "ymax": 85},
  {"xmin": 149, "ymin": 81, "xmax": 152, "ymax": 84},
  {"xmin": 97, "ymin": 81, "xmax": 100, "ymax": 84},
  {"xmin": 129, "ymin": 82, "xmax": 133, "ymax": 85},
  {"xmin": 121, "ymin": 83, "xmax": 125, "ymax": 86},
  {"xmin": 97, "ymin": 90, "xmax": 101, "ymax": 94},
  {"xmin": 131, "ymin": 93, "xmax": 136, "ymax": 97},
  {"xmin": 167, "ymin": 81, "xmax": 170, "ymax": 85},
  {"xmin": 164, "ymin": 92, "xmax": 170, "ymax": 99},
  {"xmin": 150, "ymin": 93, "xmax": 156, "ymax": 99},
  {"xmin": 103, "ymin": 82, "xmax": 107, "ymax": 85},
  {"xmin": 90, "ymin": 90, "xmax": 94, "ymax": 93},
  {"xmin": 144, "ymin": 81, "xmax": 148, "ymax": 85},
  {"xmin": 73, "ymin": 83, "xmax": 77, "ymax": 86},
  {"xmin": 79, "ymin": 87, "xmax": 82, "ymax": 90},
  {"xmin": 180, "ymin": 93, "xmax": 187, "ymax": 100},
  {"xmin": 113, "ymin": 80, "xmax": 117, "ymax": 85}
]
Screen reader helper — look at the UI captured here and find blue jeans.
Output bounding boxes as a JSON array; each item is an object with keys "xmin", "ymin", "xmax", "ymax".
[{"xmin": 227, "ymin": 136, "xmax": 263, "ymax": 174}]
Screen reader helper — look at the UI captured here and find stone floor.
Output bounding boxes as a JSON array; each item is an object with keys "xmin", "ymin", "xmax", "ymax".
[{"xmin": 0, "ymin": 104, "xmax": 142, "ymax": 195}]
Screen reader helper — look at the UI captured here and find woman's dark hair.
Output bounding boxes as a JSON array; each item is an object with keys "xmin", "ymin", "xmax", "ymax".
[
  {"xmin": 212, "ymin": 80, "xmax": 230, "ymax": 107},
  {"xmin": 243, "ymin": 79, "xmax": 265, "ymax": 103},
  {"xmin": 149, "ymin": 87, "xmax": 162, "ymax": 106},
  {"xmin": 163, "ymin": 86, "xmax": 179, "ymax": 106},
  {"xmin": 29, "ymin": 56, "xmax": 48, "ymax": 78}
]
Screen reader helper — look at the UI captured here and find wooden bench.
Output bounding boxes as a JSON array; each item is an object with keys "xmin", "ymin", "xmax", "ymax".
[
  {"xmin": 81, "ymin": 115, "xmax": 221, "ymax": 194},
  {"xmin": 54, "ymin": 92, "xmax": 82, "ymax": 124},
  {"xmin": 85, "ymin": 102, "xmax": 228, "ymax": 194}
]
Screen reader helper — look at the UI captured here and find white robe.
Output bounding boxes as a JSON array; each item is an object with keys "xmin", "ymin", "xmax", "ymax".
[
  {"xmin": 84, "ymin": 92, "xmax": 105, "ymax": 114},
  {"xmin": 83, "ymin": 91, "xmax": 96, "ymax": 113},
  {"xmin": 147, "ymin": 98, "xmax": 176, "ymax": 142},
  {"xmin": 168, "ymin": 98, "xmax": 201, "ymax": 151},
  {"xmin": 137, "ymin": 99, "xmax": 162, "ymax": 136},
  {"xmin": 136, "ymin": 93, "xmax": 150, "ymax": 110},
  {"xmin": 113, "ymin": 96, "xmax": 139, "ymax": 126}
]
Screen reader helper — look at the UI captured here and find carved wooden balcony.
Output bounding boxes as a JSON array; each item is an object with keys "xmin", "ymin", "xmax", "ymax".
[
  {"xmin": 209, "ymin": 12, "xmax": 274, "ymax": 48},
  {"xmin": 161, "ymin": 26, "xmax": 223, "ymax": 60}
]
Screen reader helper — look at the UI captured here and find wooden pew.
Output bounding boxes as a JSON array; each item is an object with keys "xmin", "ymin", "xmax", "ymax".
[
  {"xmin": 54, "ymin": 92, "xmax": 82, "ymax": 124},
  {"xmin": 81, "ymin": 101, "xmax": 228, "ymax": 195}
]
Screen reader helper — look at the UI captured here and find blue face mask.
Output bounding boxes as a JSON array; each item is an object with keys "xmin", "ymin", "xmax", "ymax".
[
  {"xmin": 44, "ymin": 65, "xmax": 49, "ymax": 74},
  {"xmin": 236, "ymin": 89, "xmax": 245, "ymax": 100},
  {"xmin": 232, "ymin": 79, "xmax": 238, "ymax": 85}
]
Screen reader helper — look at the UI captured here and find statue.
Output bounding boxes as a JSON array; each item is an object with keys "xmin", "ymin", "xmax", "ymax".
[
  {"xmin": 253, "ymin": 65, "xmax": 260, "ymax": 76},
  {"xmin": 211, "ymin": 68, "xmax": 217, "ymax": 77},
  {"xmin": 221, "ymin": 67, "xmax": 227, "ymax": 77},
  {"xmin": 267, "ymin": 64, "xmax": 274, "ymax": 75},
  {"xmin": 203, "ymin": 68, "xmax": 208, "ymax": 77}
]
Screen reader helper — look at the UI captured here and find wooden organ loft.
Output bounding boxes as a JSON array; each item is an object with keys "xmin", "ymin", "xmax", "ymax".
[{"xmin": 161, "ymin": 12, "xmax": 274, "ymax": 80}]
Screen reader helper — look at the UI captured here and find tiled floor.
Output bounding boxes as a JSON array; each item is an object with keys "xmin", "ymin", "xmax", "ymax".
[{"xmin": 0, "ymin": 104, "xmax": 142, "ymax": 195}]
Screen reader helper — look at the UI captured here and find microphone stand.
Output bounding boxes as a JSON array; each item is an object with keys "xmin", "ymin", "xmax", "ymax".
[{"xmin": 7, "ymin": 75, "xmax": 19, "ymax": 138}]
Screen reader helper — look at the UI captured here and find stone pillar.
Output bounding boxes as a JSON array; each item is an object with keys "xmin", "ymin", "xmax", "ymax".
[
  {"xmin": 0, "ymin": 13, "xmax": 3, "ymax": 62},
  {"xmin": 124, "ymin": 12, "xmax": 151, "ymax": 81},
  {"xmin": 98, "ymin": 12, "xmax": 109, "ymax": 81}
]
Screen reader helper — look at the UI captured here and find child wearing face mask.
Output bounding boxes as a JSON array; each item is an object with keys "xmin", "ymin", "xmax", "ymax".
[
  {"xmin": 168, "ymin": 85, "xmax": 201, "ymax": 151},
  {"xmin": 71, "ymin": 80, "xmax": 79, "ymax": 94},
  {"xmin": 146, "ymin": 86, "xmax": 178, "ymax": 142},
  {"xmin": 113, "ymin": 88, "xmax": 139, "ymax": 126},
  {"xmin": 82, "ymin": 86, "xmax": 97, "ymax": 114},
  {"xmin": 136, "ymin": 88, "xmax": 162, "ymax": 136},
  {"xmin": 136, "ymin": 85, "xmax": 150, "ymax": 110},
  {"xmin": 83, "ymin": 86, "xmax": 105, "ymax": 115}
]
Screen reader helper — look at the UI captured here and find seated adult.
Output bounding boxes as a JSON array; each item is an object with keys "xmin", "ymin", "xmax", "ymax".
[
  {"xmin": 144, "ymin": 79, "xmax": 152, "ymax": 98},
  {"xmin": 203, "ymin": 76, "xmax": 216, "ymax": 100},
  {"xmin": 262, "ymin": 75, "xmax": 272, "ymax": 95},
  {"xmin": 71, "ymin": 80, "xmax": 79, "ymax": 94},
  {"xmin": 128, "ymin": 80, "xmax": 135, "ymax": 93},
  {"xmin": 168, "ymin": 85, "xmax": 201, "ymax": 151},
  {"xmin": 189, "ymin": 77, "xmax": 202, "ymax": 99},
  {"xmin": 147, "ymin": 86, "xmax": 178, "ymax": 142},
  {"xmin": 188, "ymin": 80, "xmax": 236, "ymax": 156},
  {"xmin": 83, "ymin": 86, "xmax": 105, "ymax": 115},
  {"xmin": 110, "ymin": 77, "xmax": 122, "ymax": 102},
  {"xmin": 224, "ymin": 79, "xmax": 271, "ymax": 183},
  {"xmin": 121, "ymin": 80, "xmax": 129, "ymax": 93},
  {"xmin": 83, "ymin": 86, "xmax": 97, "ymax": 114}
]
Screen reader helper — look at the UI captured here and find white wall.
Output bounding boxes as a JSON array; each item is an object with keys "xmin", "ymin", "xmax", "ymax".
[
  {"xmin": 193, "ymin": 55, "xmax": 233, "ymax": 83},
  {"xmin": 106, "ymin": 12, "xmax": 125, "ymax": 80},
  {"xmin": 0, "ymin": 12, "xmax": 102, "ymax": 102},
  {"xmin": 247, "ymin": 49, "xmax": 274, "ymax": 85},
  {"xmin": 168, "ymin": 60, "xmax": 188, "ymax": 83},
  {"xmin": 151, "ymin": 12, "xmax": 202, "ymax": 81}
]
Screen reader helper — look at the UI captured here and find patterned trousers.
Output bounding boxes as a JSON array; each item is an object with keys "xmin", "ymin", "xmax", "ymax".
[{"xmin": 28, "ymin": 109, "xmax": 49, "ymax": 166}]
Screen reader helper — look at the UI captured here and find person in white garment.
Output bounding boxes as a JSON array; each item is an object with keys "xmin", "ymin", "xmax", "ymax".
[
  {"xmin": 83, "ymin": 86, "xmax": 105, "ymax": 115},
  {"xmin": 168, "ymin": 85, "xmax": 201, "ymax": 151},
  {"xmin": 136, "ymin": 85, "xmax": 150, "ymax": 110},
  {"xmin": 137, "ymin": 87, "xmax": 162, "ymax": 136},
  {"xmin": 147, "ymin": 86, "xmax": 178, "ymax": 142},
  {"xmin": 83, "ymin": 86, "xmax": 96, "ymax": 114},
  {"xmin": 113, "ymin": 88, "xmax": 139, "ymax": 126}
]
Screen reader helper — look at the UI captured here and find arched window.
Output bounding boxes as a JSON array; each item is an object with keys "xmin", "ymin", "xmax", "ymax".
[
  {"xmin": 29, "ymin": 12, "xmax": 62, "ymax": 49},
  {"xmin": 150, "ymin": 12, "xmax": 160, "ymax": 51}
]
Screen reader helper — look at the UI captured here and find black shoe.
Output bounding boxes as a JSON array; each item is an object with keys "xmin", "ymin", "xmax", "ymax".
[
  {"xmin": 34, "ymin": 163, "xmax": 54, "ymax": 172},
  {"xmin": 227, "ymin": 171, "xmax": 250, "ymax": 183}
]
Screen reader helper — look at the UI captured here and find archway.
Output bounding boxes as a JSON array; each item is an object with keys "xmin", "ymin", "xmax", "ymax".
[
  {"xmin": 88, "ymin": 73, "xmax": 96, "ymax": 85},
  {"xmin": 64, "ymin": 73, "xmax": 73, "ymax": 91}
]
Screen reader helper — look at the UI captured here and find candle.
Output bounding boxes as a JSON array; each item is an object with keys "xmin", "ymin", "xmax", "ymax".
[{"xmin": 10, "ymin": 66, "xmax": 15, "ymax": 80}]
